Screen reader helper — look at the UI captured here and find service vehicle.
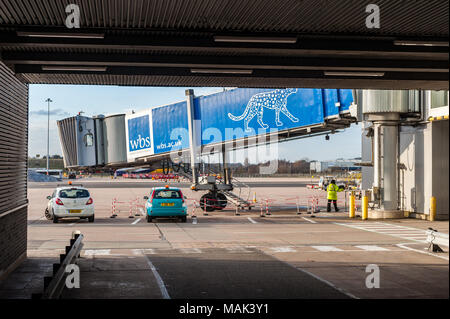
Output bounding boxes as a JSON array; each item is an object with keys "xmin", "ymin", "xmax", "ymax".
[
  {"xmin": 45, "ymin": 184, "xmax": 95, "ymax": 223},
  {"xmin": 144, "ymin": 186, "xmax": 188, "ymax": 223}
]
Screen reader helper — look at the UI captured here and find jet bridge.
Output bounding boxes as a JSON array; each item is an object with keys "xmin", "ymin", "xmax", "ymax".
[{"xmin": 58, "ymin": 87, "xmax": 357, "ymax": 210}]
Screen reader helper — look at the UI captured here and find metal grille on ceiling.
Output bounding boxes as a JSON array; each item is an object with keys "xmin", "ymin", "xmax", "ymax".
[
  {"xmin": 0, "ymin": 0, "xmax": 448, "ymax": 36},
  {"xmin": 0, "ymin": 0, "xmax": 448, "ymax": 89}
]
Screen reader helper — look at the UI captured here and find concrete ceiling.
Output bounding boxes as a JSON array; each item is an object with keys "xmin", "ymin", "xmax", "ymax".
[{"xmin": 0, "ymin": 0, "xmax": 448, "ymax": 89}]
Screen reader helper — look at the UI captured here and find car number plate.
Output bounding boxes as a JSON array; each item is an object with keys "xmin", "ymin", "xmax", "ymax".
[
  {"xmin": 161, "ymin": 203, "xmax": 174, "ymax": 207},
  {"xmin": 69, "ymin": 209, "xmax": 82, "ymax": 213}
]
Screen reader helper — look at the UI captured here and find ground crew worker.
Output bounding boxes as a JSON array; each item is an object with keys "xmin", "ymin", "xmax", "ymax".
[{"xmin": 327, "ymin": 180, "xmax": 342, "ymax": 212}]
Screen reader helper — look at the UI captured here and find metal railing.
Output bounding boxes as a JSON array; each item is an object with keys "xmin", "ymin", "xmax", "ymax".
[{"xmin": 32, "ymin": 232, "xmax": 84, "ymax": 299}]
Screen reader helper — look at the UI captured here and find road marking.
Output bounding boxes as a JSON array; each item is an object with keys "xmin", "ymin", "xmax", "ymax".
[
  {"xmin": 131, "ymin": 218, "xmax": 141, "ymax": 225},
  {"xmin": 312, "ymin": 246, "xmax": 343, "ymax": 252},
  {"xmin": 355, "ymin": 245, "xmax": 390, "ymax": 251},
  {"xmin": 132, "ymin": 248, "xmax": 156, "ymax": 255},
  {"xmin": 396, "ymin": 243, "xmax": 449, "ymax": 261},
  {"xmin": 179, "ymin": 248, "xmax": 202, "ymax": 254},
  {"xmin": 247, "ymin": 217, "xmax": 257, "ymax": 224},
  {"xmin": 84, "ymin": 249, "xmax": 111, "ymax": 256},
  {"xmin": 335, "ymin": 222, "xmax": 429, "ymax": 243},
  {"xmin": 270, "ymin": 246, "xmax": 297, "ymax": 253},
  {"xmin": 302, "ymin": 217, "xmax": 317, "ymax": 224},
  {"xmin": 144, "ymin": 255, "xmax": 171, "ymax": 299},
  {"xmin": 294, "ymin": 267, "xmax": 358, "ymax": 299},
  {"xmin": 226, "ymin": 247, "xmax": 252, "ymax": 253}
]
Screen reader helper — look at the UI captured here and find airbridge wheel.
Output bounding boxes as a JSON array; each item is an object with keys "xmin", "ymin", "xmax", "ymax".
[
  {"xmin": 216, "ymin": 193, "xmax": 227, "ymax": 210},
  {"xmin": 200, "ymin": 194, "xmax": 216, "ymax": 212}
]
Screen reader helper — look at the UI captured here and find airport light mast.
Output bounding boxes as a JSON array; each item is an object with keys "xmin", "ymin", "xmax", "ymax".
[{"xmin": 45, "ymin": 98, "xmax": 53, "ymax": 175}]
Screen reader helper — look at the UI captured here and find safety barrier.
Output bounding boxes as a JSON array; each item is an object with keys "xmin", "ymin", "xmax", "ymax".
[
  {"xmin": 107, "ymin": 188, "xmax": 365, "ymax": 220},
  {"xmin": 32, "ymin": 232, "xmax": 84, "ymax": 299},
  {"xmin": 110, "ymin": 197, "xmax": 143, "ymax": 218}
]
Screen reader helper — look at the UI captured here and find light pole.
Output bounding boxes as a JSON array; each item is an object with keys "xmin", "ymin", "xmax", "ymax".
[{"xmin": 45, "ymin": 98, "xmax": 53, "ymax": 175}]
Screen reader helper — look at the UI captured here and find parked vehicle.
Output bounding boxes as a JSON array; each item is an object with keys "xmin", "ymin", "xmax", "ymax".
[
  {"xmin": 45, "ymin": 184, "xmax": 94, "ymax": 223},
  {"xmin": 144, "ymin": 186, "xmax": 187, "ymax": 223}
]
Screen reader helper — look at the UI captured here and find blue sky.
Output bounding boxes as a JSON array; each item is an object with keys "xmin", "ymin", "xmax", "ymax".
[{"xmin": 28, "ymin": 85, "xmax": 361, "ymax": 161}]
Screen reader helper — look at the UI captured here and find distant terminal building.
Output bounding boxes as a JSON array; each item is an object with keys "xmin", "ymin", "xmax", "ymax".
[{"xmin": 310, "ymin": 159, "xmax": 361, "ymax": 173}]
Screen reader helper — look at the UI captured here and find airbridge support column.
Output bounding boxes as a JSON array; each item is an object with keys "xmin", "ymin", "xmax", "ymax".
[
  {"xmin": 371, "ymin": 114, "xmax": 400, "ymax": 214},
  {"xmin": 0, "ymin": 61, "xmax": 29, "ymax": 280},
  {"xmin": 186, "ymin": 89, "xmax": 199, "ymax": 184},
  {"xmin": 362, "ymin": 90, "xmax": 416, "ymax": 219}
]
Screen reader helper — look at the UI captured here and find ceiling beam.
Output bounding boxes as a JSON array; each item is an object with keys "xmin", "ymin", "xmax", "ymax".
[
  {"xmin": 2, "ymin": 52, "xmax": 448, "ymax": 73},
  {"xmin": 0, "ymin": 29, "xmax": 448, "ymax": 60}
]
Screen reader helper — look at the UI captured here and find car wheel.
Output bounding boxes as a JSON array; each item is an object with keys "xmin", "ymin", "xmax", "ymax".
[
  {"xmin": 147, "ymin": 215, "xmax": 153, "ymax": 223},
  {"xmin": 44, "ymin": 208, "xmax": 52, "ymax": 220},
  {"xmin": 88, "ymin": 215, "xmax": 95, "ymax": 223},
  {"xmin": 53, "ymin": 215, "xmax": 59, "ymax": 223},
  {"xmin": 181, "ymin": 216, "xmax": 187, "ymax": 223}
]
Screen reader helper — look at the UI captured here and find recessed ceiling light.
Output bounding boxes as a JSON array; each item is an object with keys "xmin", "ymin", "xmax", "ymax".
[
  {"xmin": 214, "ymin": 36, "xmax": 297, "ymax": 44},
  {"xmin": 393, "ymin": 40, "xmax": 449, "ymax": 47},
  {"xmin": 191, "ymin": 69, "xmax": 253, "ymax": 75},
  {"xmin": 17, "ymin": 31, "xmax": 105, "ymax": 39},
  {"xmin": 324, "ymin": 71, "xmax": 385, "ymax": 77},
  {"xmin": 42, "ymin": 66, "xmax": 107, "ymax": 72}
]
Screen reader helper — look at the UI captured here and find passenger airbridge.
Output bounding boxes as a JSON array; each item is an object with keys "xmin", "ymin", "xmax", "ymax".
[
  {"xmin": 57, "ymin": 87, "xmax": 357, "ymax": 211},
  {"xmin": 57, "ymin": 87, "xmax": 357, "ymax": 171}
]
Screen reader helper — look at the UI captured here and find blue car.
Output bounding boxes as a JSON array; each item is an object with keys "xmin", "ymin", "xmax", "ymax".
[{"xmin": 144, "ymin": 186, "xmax": 188, "ymax": 223}]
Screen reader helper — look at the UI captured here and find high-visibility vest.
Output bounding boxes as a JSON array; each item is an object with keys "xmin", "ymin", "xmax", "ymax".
[{"xmin": 327, "ymin": 183, "xmax": 340, "ymax": 200}]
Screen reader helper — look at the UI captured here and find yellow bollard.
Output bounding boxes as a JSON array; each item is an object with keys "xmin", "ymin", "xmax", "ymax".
[
  {"xmin": 362, "ymin": 195, "xmax": 369, "ymax": 220},
  {"xmin": 349, "ymin": 191, "xmax": 355, "ymax": 218},
  {"xmin": 430, "ymin": 196, "xmax": 436, "ymax": 221}
]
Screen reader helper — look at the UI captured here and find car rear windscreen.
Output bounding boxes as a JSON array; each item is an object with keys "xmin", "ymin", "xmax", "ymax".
[
  {"xmin": 59, "ymin": 188, "xmax": 90, "ymax": 199},
  {"xmin": 153, "ymin": 190, "xmax": 181, "ymax": 199}
]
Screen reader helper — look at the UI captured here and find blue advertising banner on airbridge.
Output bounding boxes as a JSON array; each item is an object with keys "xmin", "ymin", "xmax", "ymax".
[
  {"xmin": 152, "ymin": 101, "xmax": 189, "ymax": 154},
  {"xmin": 195, "ymin": 88, "xmax": 325, "ymax": 146},
  {"xmin": 127, "ymin": 115, "xmax": 151, "ymax": 152},
  {"xmin": 129, "ymin": 88, "xmax": 353, "ymax": 159}
]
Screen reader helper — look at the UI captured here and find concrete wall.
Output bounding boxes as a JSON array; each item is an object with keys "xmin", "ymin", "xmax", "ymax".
[
  {"xmin": 0, "ymin": 61, "xmax": 29, "ymax": 280},
  {"xmin": 431, "ymin": 120, "xmax": 449, "ymax": 219},
  {"xmin": 363, "ymin": 119, "xmax": 448, "ymax": 219},
  {"xmin": 399, "ymin": 125, "xmax": 426, "ymax": 214}
]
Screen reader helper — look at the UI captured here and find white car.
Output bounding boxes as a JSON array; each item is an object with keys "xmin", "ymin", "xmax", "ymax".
[{"xmin": 45, "ymin": 185, "xmax": 95, "ymax": 223}]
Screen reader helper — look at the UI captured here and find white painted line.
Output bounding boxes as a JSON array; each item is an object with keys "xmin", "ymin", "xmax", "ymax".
[
  {"xmin": 295, "ymin": 267, "xmax": 358, "ymax": 299},
  {"xmin": 84, "ymin": 249, "xmax": 111, "ymax": 256},
  {"xmin": 396, "ymin": 243, "xmax": 449, "ymax": 261},
  {"xmin": 144, "ymin": 256, "xmax": 171, "ymax": 299},
  {"xmin": 132, "ymin": 248, "xmax": 156, "ymax": 255},
  {"xmin": 131, "ymin": 218, "xmax": 141, "ymax": 225},
  {"xmin": 270, "ymin": 246, "xmax": 297, "ymax": 253},
  {"xmin": 247, "ymin": 217, "xmax": 257, "ymax": 224},
  {"xmin": 335, "ymin": 222, "xmax": 428, "ymax": 243},
  {"xmin": 179, "ymin": 248, "xmax": 202, "ymax": 254},
  {"xmin": 312, "ymin": 246, "xmax": 343, "ymax": 252},
  {"xmin": 226, "ymin": 247, "xmax": 252, "ymax": 253},
  {"xmin": 131, "ymin": 249, "xmax": 142, "ymax": 255},
  {"xmin": 355, "ymin": 245, "xmax": 390, "ymax": 251},
  {"xmin": 302, "ymin": 217, "xmax": 317, "ymax": 224}
]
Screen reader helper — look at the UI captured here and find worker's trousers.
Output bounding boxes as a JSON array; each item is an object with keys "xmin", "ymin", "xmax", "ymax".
[{"xmin": 327, "ymin": 200, "xmax": 339, "ymax": 212}]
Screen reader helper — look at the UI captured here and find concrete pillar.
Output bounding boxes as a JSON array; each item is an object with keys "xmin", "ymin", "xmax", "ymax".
[{"xmin": 367, "ymin": 113, "xmax": 403, "ymax": 218}]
